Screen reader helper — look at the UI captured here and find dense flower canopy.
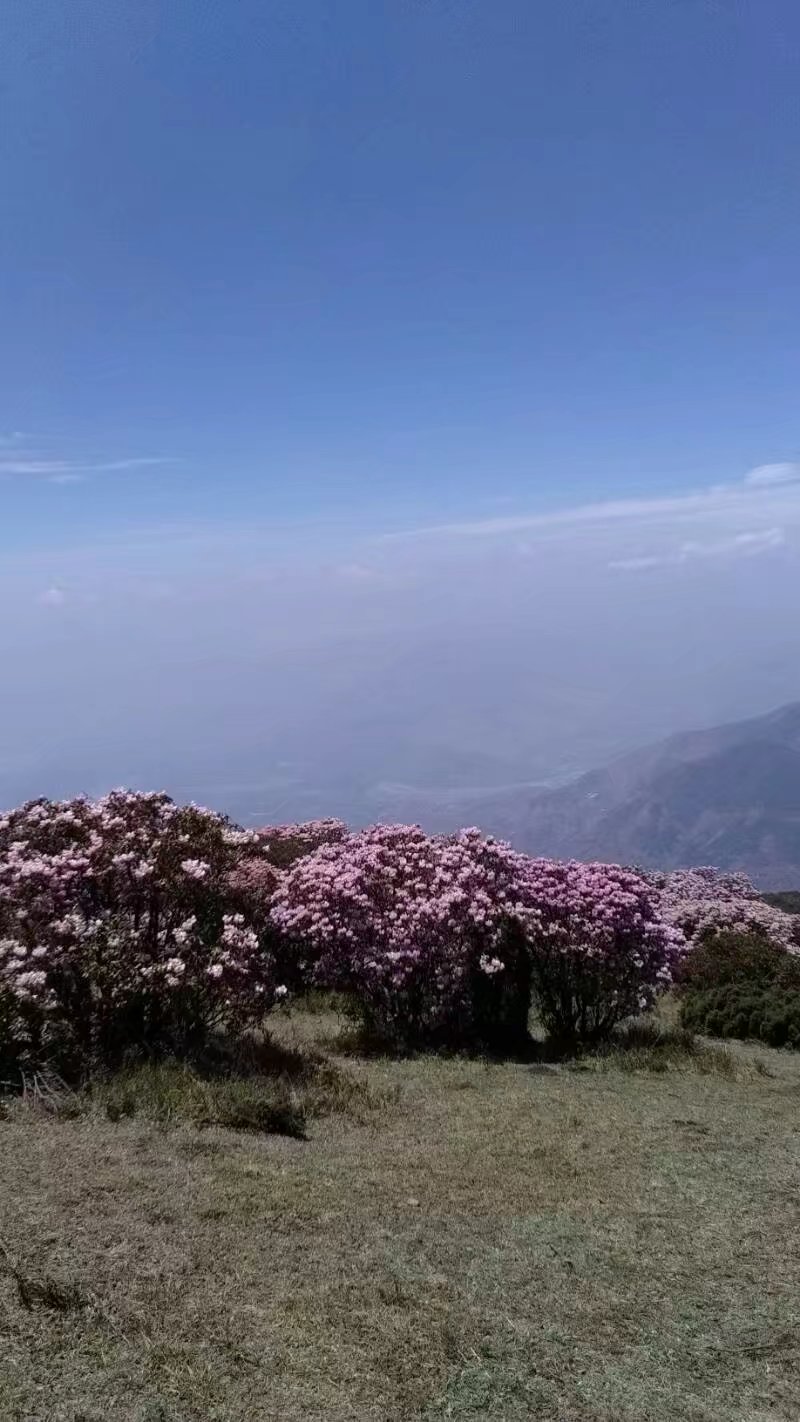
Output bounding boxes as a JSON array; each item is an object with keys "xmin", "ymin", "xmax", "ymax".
[
  {"xmin": 650, "ymin": 866, "xmax": 799, "ymax": 954},
  {"xmin": 271, "ymin": 824, "xmax": 683, "ymax": 1042},
  {"xmin": 0, "ymin": 793, "xmax": 734, "ymax": 1065},
  {"xmin": 525, "ymin": 857, "xmax": 685, "ymax": 974},
  {"xmin": 0, "ymin": 791, "xmax": 282, "ymax": 1069},
  {"xmin": 521, "ymin": 857, "xmax": 686, "ymax": 1040},
  {"xmin": 270, "ymin": 823, "xmax": 532, "ymax": 1037}
]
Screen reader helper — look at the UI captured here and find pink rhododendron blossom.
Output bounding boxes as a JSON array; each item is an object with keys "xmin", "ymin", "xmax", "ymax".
[
  {"xmin": 271, "ymin": 826, "xmax": 680, "ymax": 1045},
  {"xmin": 0, "ymin": 792, "xmax": 697, "ymax": 1064},
  {"xmin": 520, "ymin": 858, "xmax": 686, "ymax": 1043},
  {"xmin": 0, "ymin": 791, "xmax": 282, "ymax": 1072},
  {"xmin": 270, "ymin": 823, "xmax": 534, "ymax": 1040}
]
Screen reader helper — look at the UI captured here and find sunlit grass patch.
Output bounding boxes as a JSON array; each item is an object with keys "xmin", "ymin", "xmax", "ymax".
[{"xmin": 2, "ymin": 1009, "xmax": 799, "ymax": 1421}]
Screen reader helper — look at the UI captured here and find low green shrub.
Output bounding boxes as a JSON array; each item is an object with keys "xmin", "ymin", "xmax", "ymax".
[
  {"xmin": 564, "ymin": 1019, "xmax": 741, "ymax": 1077},
  {"xmin": 676, "ymin": 930, "xmax": 800, "ymax": 993},
  {"xmin": 677, "ymin": 930, "xmax": 800, "ymax": 1047},
  {"xmin": 680, "ymin": 982, "xmax": 800, "ymax": 1048}
]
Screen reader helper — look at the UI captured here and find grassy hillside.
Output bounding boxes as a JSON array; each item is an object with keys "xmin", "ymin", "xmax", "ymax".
[{"xmin": 1, "ymin": 1008, "xmax": 799, "ymax": 1422}]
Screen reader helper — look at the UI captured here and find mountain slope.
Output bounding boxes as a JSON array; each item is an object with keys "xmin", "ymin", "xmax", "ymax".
[{"xmin": 459, "ymin": 702, "xmax": 800, "ymax": 888}]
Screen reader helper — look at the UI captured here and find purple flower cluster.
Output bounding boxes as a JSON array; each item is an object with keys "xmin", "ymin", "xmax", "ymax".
[
  {"xmin": 270, "ymin": 824, "xmax": 683, "ymax": 1044},
  {"xmin": 522, "ymin": 858, "xmax": 686, "ymax": 1042},
  {"xmin": 650, "ymin": 867, "xmax": 798, "ymax": 954},
  {"xmin": 270, "ymin": 824, "xmax": 534, "ymax": 1038},
  {"xmin": 0, "ymin": 793, "xmax": 709, "ymax": 1062},
  {"xmin": 0, "ymin": 791, "xmax": 282, "ymax": 1070}
]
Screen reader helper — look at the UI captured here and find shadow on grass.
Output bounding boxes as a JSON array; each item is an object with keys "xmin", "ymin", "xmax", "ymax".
[
  {"xmin": 329, "ymin": 1014, "xmax": 759, "ymax": 1080},
  {"xmin": 329, "ymin": 1022, "xmax": 545, "ymax": 1065}
]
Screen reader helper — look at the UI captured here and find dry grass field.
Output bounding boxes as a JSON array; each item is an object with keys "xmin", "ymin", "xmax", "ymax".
[{"xmin": 1, "ymin": 1008, "xmax": 799, "ymax": 1422}]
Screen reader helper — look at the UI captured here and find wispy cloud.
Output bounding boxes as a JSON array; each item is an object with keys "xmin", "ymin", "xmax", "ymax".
[
  {"xmin": 685, "ymin": 526, "xmax": 786, "ymax": 557},
  {"xmin": 383, "ymin": 464, "xmax": 800, "ymax": 548},
  {"xmin": 0, "ymin": 452, "xmax": 176, "ymax": 481},
  {"xmin": 0, "ymin": 460, "xmax": 75, "ymax": 476},
  {"xmin": 382, "ymin": 492, "xmax": 726, "ymax": 541},
  {"xmin": 608, "ymin": 554, "xmax": 664, "ymax": 572},
  {"xmin": 90, "ymin": 458, "xmax": 176, "ymax": 473},
  {"xmin": 743, "ymin": 462, "xmax": 800, "ymax": 488},
  {"xmin": 610, "ymin": 526, "xmax": 785, "ymax": 571}
]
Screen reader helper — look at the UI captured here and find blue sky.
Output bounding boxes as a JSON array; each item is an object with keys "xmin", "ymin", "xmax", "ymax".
[{"xmin": 1, "ymin": 0, "xmax": 799, "ymax": 815}]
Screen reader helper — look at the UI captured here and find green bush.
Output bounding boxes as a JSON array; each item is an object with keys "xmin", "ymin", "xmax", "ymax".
[
  {"xmin": 680, "ymin": 982, "xmax": 800, "ymax": 1048},
  {"xmin": 571, "ymin": 1019, "xmax": 740, "ymax": 1077},
  {"xmin": 677, "ymin": 930, "xmax": 800, "ymax": 994}
]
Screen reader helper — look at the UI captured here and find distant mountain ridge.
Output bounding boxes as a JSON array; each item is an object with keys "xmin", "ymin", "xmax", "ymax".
[{"xmin": 443, "ymin": 702, "xmax": 800, "ymax": 889}]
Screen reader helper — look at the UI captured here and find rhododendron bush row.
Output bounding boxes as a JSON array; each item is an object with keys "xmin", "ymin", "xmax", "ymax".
[{"xmin": 2, "ymin": 792, "xmax": 794, "ymax": 1074}]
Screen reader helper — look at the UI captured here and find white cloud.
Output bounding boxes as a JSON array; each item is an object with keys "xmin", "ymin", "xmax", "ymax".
[
  {"xmin": 0, "ymin": 459, "xmax": 74, "ymax": 476},
  {"xmin": 0, "ymin": 453, "xmax": 175, "ymax": 479},
  {"xmin": 89, "ymin": 458, "xmax": 176, "ymax": 473},
  {"xmin": 743, "ymin": 463, "xmax": 800, "ymax": 487},
  {"xmin": 1, "ymin": 449, "xmax": 799, "ymax": 824},
  {"xmin": 677, "ymin": 527, "xmax": 785, "ymax": 560},
  {"xmin": 610, "ymin": 526, "xmax": 785, "ymax": 572},
  {"xmin": 608, "ymin": 555, "xmax": 663, "ymax": 572},
  {"xmin": 732, "ymin": 527, "xmax": 785, "ymax": 551},
  {"xmin": 384, "ymin": 491, "xmax": 729, "ymax": 541},
  {"xmin": 384, "ymin": 465, "xmax": 800, "ymax": 556}
]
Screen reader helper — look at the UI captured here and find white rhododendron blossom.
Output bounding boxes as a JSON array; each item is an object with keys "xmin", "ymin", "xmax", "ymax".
[
  {"xmin": 649, "ymin": 867, "xmax": 799, "ymax": 954},
  {"xmin": 180, "ymin": 858, "xmax": 210, "ymax": 880}
]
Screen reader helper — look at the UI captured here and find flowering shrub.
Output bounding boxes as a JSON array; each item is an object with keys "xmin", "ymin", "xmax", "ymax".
[
  {"xmin": 226, "ymin": 856, "xmax": 283, "ymax": 920},
  {"xmin": 0, "ymin": 793, "xmax": 694, "ymax": 1067},
  {"xmin": 271, "ymin": 824, "xmax": 536, "ymax": 1047},
  {"xmin": 523, "ymin": 859, "xmax": 686, "ymax": 1047},
  {"xmin": 0, "ymin": 792, "xmax": 282, "ymax": 1076},
  {"xmin": 270, "ymin": 827, "xmax": 681, "ymax": 1049},
  {"xmin": 651, "ymin": 867, "xmax": 799, "ymax": 954}
]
